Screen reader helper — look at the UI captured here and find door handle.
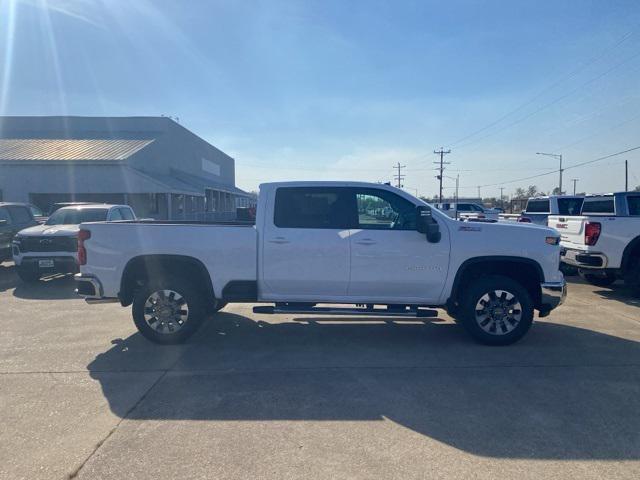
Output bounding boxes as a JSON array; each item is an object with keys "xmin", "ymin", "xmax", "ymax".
[
  {"xmin": 268, "ymin": 237, "xmax": 290, "ymax": 244},
  {"xmin": 355, "ymin": 239, "xmax": 376, "ymax": 246}
]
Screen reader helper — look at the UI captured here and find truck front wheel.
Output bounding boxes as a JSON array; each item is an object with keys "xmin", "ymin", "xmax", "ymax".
[
  {"xmin": 132, "ymin": 277, "xmax": 207, "ymax": 344},
  {"xmin": 458, "ymin": 275, "xmax": 534, "ymax": 346}
]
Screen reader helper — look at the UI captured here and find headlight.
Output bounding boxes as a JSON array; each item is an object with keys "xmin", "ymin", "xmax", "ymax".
[{"xmin": 545, "ymin": 236, "xmax": 560, "ymax": 245}]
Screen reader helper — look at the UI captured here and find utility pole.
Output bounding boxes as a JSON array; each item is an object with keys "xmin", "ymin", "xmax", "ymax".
[
  {"xmin": 625, "ymin": 160, "xmax": 629, "ymax": 191},
  {"xmin": 571, "ymin": 178, "xmax": 579, "ymax": 195},
  {"xmin": 433, "ymin": 148, "xmax": 451, "ymax": 203},
  {"xmin": 393, "ymin": 162, "xmax": 406, "ymax": 188},
  {"xmin": 499, "ymin": 187, "xmax": 504, "ymax": 209},
  {"xmin": 477, "ymin": 186, "xmax": 481, "ymax": 199},
  {"xmin": 536, "ymin": 152, "xmax": 563, "ymax": 194}
]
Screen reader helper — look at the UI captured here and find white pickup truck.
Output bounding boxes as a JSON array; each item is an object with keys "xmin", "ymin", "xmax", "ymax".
[
  {"xmin": 76, "ymin": 181, "xmax": 566, "ymax": 346},
  {"xmin": 549, "ymin": 192, "xmax": 640, "ymax": 289}
]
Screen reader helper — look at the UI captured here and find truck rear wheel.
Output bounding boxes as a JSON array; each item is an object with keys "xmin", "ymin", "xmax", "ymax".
[
  {"xmin": 623, "ymin": 256, "xmax": 640, "ymax": 293},
  {"xmin": 132, "ymin": 277, "xmax": 207, "ymax": 344},
  {"xmin": 458, "ymin": 275, "xmax": 534, "ymax": 346}
]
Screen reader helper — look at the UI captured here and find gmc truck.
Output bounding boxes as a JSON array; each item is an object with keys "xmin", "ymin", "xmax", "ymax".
[
  {"xmin": 549, "ymin": 192, "xmax": 640, "ymax": 289},
  {"xmin": 75, "ymin": 181, "xmax": 566, "ymax": 346}
]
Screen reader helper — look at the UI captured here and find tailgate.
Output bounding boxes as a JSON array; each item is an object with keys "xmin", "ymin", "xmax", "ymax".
[{"xmin": 548, "ymin": 215, "xmax": 586, "ymax": 246}]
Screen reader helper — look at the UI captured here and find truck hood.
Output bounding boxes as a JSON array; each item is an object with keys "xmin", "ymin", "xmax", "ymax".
[
  {"xmin": 464, "ymin": 219, "xmax": 555, "ymax": 235},
  {"xmin": 18, "ymin": 224, "xmax": 80, "ymax": 237}
]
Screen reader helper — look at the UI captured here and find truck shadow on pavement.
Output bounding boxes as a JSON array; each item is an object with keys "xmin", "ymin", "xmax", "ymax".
[
  {"xmin": 88, "ymin": 312, "xmax": 640, "ymax": 460},
  {"xmin": 0, "ymin": 263, "xmax": 78, "ymax": 299}
]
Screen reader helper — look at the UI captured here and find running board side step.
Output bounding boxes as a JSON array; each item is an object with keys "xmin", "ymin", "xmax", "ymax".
[{"xmin": 253, "ymin": 305, "xmax": 438, "ymax": 318}]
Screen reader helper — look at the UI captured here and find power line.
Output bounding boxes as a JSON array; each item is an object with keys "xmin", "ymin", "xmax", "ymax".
[
  {"xmin": 455, "ymin": 49, "xmax": 640, "ymax": 150},
  {"xmin": 445, "ymin": 28, "xmax": 636, "ymax": 149},
  {"xmin": 462, "ymin": 145, "xmax": 640, "ymax": 189}
]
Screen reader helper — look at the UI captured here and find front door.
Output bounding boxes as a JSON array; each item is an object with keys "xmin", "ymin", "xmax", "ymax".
[
  {"xmin": 348, "ymin": 188, "xmax": 450, "ymax": 304},
  {"xmin": 261, "ymin": 187, "xmax": 353, "ymax": 301}
]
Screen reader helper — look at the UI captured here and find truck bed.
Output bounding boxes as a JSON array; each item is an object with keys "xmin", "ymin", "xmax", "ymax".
[{"xmin": 80, "ymin": 221, "xmax": 258, "ymax": 298}]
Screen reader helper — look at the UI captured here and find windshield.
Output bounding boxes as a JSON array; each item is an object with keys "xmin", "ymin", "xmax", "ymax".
[{"xmin": 45, "ymin": 208, "xmax": 108, "ymax": 225}]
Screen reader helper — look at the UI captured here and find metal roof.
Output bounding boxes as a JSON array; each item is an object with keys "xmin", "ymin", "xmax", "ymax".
[{"xmin": 0, "ymin": 138, "xmax": 154, "ymax": 161}]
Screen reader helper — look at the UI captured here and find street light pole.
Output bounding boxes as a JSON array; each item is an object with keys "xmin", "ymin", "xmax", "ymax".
[{"xmin": 536, "ymin": 152, "xmax": 563, "ymax": 194}]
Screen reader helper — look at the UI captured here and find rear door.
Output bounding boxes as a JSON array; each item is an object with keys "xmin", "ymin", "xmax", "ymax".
[
  {"xmin": 347, "ymin": 188, "xmax": 450, "ymax": 303},
  {"xmin": 261, "ymin": 187, "xmax": 353, "ymax": 300}
]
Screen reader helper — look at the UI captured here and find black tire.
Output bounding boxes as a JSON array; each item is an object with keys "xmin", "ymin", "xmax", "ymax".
[
  {"xmin": 132, "ymin": 276, "xmax": 207, "ymax": 345},
  {"xmin": 16, "ymin": 266, "xmax": 41, "ymax": 283},
  {"xmin": 579, "ymin": 270, "xmax": 617, "ymax": 287},
  {"xmin": 623, "ymin": 256, "xmax": 640, "ymax": 294},
  {"xmin": 458, "ymin": 274, "xmax": 534, "ymax": 346}
]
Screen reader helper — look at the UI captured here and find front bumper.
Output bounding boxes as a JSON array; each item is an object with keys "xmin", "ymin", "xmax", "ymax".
[
  {"xmin": 539, "ymin": 279, "xmax": 567, "ymax": 316},
  {"xmin": 560, "ymin": 246, "xmax": 607, "ymax": 269}
]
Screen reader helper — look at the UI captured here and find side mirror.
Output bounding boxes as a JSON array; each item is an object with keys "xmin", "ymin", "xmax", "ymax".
[{"xmin": 416, "ymin": 206, "xmax": 441, "ymax": 243}]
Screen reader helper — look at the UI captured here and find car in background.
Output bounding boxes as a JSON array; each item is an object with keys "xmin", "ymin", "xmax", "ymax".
[
  {"xmin": 434, "ymin": 202, "xmax": 500, "ymax": 221},
  {"xmin": 0, "ymin": 203, "xmax": 40, "ymax": 263},
  {"xmin": 549, "ymin": 192, "xmax": 640, "ymax": 290},
  {"xmin": 12, "ymin": 204, "xmax": 136, "ymax": 282},
  {"xmin": 519, "ymin": 196, "xmax": 584, "ymax": 225}
]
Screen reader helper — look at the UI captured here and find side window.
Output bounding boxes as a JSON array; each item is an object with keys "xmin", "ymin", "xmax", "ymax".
[
  {"xmin": 274, "ymin": 187, "xmax": 354, "ymax": 229},
  {"xmin": 355, "ymin": 189, "xmax": 416, "ymax": 230},
  {"xmin": 7, "ymin": 206, "xmax": 32, "ymax": 223},
  {"xmin": 29, "ymin": 205, "xmax": 43, "ymax": 217},
  {"xmin": 457, "ymin": 204, "xmax": 470, "ymax": 211},
  {"xmin": 120, "ymin": 208, "xmax": 135, "ymax": 220},
  {"xmin": 109, "ymin": 209, "xmax": 123, "ymax": 221},
  {"xmin": 627, "ymin": 196, "xmax": 640, "ymax": 216},
  {"xmin": 0, "ymin": 208, "xmax": 11, "ymax": 224},
  {"xmin": 471, "ymin": 204, "xmax": 484, "ymax": 212}
]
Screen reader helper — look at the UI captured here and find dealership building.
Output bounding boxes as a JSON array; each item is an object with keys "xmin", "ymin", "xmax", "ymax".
[{"xmin": 0, "ymin": 116, "xmax": 255, "ymax": 219}]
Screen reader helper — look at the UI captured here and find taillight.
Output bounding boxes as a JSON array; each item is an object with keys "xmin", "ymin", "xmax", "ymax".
[
  {"xmin": 518, "ymin": 216, "xmax": 532, "ymax": 223},
  {"xmin": 78, "ymin": 229, "xmax": 91, "ymax": 265},
  {"xmin": 584, "ymin": 222, "xmax": 601, "ymax": 246}
]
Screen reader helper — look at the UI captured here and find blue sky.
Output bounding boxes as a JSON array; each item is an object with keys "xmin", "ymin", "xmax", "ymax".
[{"xmin": 1, "ymin": 0, "xmax": 640, "ymax": 197}]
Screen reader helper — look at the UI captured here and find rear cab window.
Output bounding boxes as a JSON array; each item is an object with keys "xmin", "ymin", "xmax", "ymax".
[
  {"xmin": 557, "ymin": 197, "xmax": 584, "ymax": 215},
  {"xmin": 581, "ymin": 197, "xmax": 615, "ymax": 215},
  {"xmin": 525, "ymin": 199, "xmax": 550, "ymax": 213},
  {"xmin": 120, "ymin": 207, "xmax": 135, "ymax": 220}
]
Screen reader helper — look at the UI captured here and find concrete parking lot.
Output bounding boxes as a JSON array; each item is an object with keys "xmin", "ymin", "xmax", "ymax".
[{"xmin": 1, "ymin": 262, "xmax": 639, "ymax": 480}]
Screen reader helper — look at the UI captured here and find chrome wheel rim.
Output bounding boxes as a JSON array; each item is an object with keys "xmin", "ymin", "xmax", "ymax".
[
  {"xmin": 143, "ymin": 289, "xmax": 189, "ymax": 334},
  {"xmin": 474, "ymin": 289, "xmax": 522, "ymax": 335}
]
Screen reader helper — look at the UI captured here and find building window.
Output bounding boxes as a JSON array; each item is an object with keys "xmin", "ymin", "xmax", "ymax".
[{"xmin": 176, "ymin": 195, "xmax": 184, "ymax": 214}]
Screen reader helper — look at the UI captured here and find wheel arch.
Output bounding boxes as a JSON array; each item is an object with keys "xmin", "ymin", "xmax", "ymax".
[
  {"xmin": 621, "ymin": 236, "xmax": 640, "ymax": 273},
  {"xmin": 119, "ymin": 254, "xmax": 215, "ymax": 307},
  {"xmin": 447, "ymin": 256, "xmax": 544, "ymax": 310}
]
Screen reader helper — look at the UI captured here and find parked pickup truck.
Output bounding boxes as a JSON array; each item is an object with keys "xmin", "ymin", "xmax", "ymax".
[
  {"xmin": 76, "ymin": 181, "xmax": 566, "ymax": 346},
  {"xmin": 549, "ymin": 192, "xmax": 640, "ymax": 289},
  {"xmin": 519, "ymin": 195, "xmax": 584, "ymax": 225},
  {"xmin": 434, "ymin": 202, "xmax": 500, "ymax": 221},
  {"xmin": 13, "ymin": 204, "xmax": 136, "ymax": 282}
]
